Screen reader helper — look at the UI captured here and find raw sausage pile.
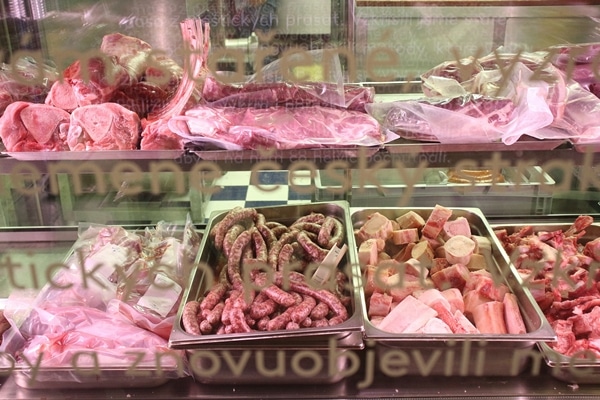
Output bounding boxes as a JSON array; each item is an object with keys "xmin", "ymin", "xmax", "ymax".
[
  {"xmin": 182, "ymin": 206, "xmax": 351, "ymax": 335},
  {"xmin": 356, "ymin": 205, "xmax": 527, "ymax": 335}
]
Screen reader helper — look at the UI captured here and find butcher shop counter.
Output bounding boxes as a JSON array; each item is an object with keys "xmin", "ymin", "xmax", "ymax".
[
  {"xmin": 0, "ymin": 361, "xmax": 599, "ymax": 399},
  {"xmin": 1, "ymin": 216, "xmax": 600, "ymax": 399}
]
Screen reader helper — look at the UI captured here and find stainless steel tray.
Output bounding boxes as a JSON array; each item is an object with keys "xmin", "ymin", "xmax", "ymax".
[
  {"xmin": 350, "ymin": 207, "xmax": 556, "ymax": 376},
  {"xmin": 170, "ymin": 201, "xmax": 364, "ymax": 349},
  {"xmin": 493, "ymin": 222, "xmax": 600, "ymax": 384}
]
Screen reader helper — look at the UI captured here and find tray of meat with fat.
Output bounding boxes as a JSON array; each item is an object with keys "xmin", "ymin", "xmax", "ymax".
[
  {"xmin": 351, "ymin": 206, "xmax": 556, "ymax": 376},
  {"xmin": 169, "ymin": 202, "xmax": 364, "ymax": 384},
  {"xmin": 0, "ymin": 221, "xmax": 200, "ymax": 389},
  {"xmin": 494, "ymin": 217, "xmax": 600, "ymax": 383}
]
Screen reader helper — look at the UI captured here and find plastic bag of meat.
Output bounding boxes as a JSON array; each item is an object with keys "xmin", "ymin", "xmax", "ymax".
[
  {"xmin": 168, "ymin": 104, "xmax": 389, "ymax": 150},
  {"xmin": 1, "ymin": 303, "xmax": 185, "ymax": 382},
  {"xmin": 368, "ymin": 62, "xmax": 554, "ymax": 144},
  {"xmin": 202, "ymin": 49, "xmax": 374, "ymax": 112},
  {"xmin": 110, "ymin": 216, "xmax": 201, "ymax": 338}
]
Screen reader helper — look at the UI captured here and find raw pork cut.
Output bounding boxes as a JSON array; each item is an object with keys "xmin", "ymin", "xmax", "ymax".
[
  {"xmin": 67, "ymin": 103, "xmax": 140, "ymax": 151},
  {"xmin": 168, "ymin": 104, "xmax": 383, "ymax": 150},
  {"xmin": 202, "ymin": 75, "xmax": 375, "ymax": 112},
  {"xmin": 0, "ymin": 101, "xmax": 70, "ymax": 151},
  {"xmin": 140, "ymin": 118, "xmax": 186, "ymax": 150}
]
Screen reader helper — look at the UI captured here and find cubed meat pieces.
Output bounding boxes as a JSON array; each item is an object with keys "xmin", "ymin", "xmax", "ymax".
[
  {"xmin": 368, "ymin": 292, "xmax": 393, "ymax": 318},
  {"xmin": 431, "ymin": 263, "xmax": 470, "ymax": 291},
  {"xmin": 442, "ymin": 217, "xmax": 471, "ymax": 239},
  {"xmin": 377, "ymin": 295, "xmax": 438, "ymax": 334},
  {"xmin": 444, "ymin": 235, "xmax": 476, "ymax": 265}
]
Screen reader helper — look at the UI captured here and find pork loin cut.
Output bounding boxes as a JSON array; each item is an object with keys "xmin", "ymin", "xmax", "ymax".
[
  {"xmin": 67, "ymin": 103, "xmax": 140, "ymax": 151},
  {"xmin": 0, "ymin": 101, "xmax": 70, "ymax": 151}
]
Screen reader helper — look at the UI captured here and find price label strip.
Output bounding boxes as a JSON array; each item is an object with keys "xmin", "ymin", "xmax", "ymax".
[{"xmin": 311, "ymin": 244, "xmax": 348, "ymax": 286}]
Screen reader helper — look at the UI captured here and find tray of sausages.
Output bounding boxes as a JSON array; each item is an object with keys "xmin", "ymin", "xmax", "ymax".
[
  {"xmin": 351, "ymin": 206, "xmax": 555, "ymax": 376},
  {"xmin": 169, "ymin": 202, "xmax": 364, "ymax": 383},
  {"xmin": 493, "ymin": 217, "xmax": 600, "ymax": 383}
]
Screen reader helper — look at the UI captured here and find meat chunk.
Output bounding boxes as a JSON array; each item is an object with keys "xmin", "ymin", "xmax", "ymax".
[
  {"xmin": 503, "ymin": 293, "xmax": 527, "ymax": 334},
  {"xmin": 472, "ymin": 301, "xmax": 508, "ymax": 334},
  {"xmin": 356, "ymin": 212, "xmax": 394, "ymax": 243},
  {"xmin": 431, "ymin": 263, "xmax": 470, "ymax": 291},
  {"xmin": 444, "ymin": 235, "xmax": 476, "ymax": 265},
  {"xmin": 67, "ymin": 103, "xmax": 140, "ymax": 151},
  {"xmin": 0, "ymin": 101, "xmax": 70, "ymax": 151},
  {"xmin": 422, "ymin": 205, "xmax": 453, "ymax": 239},
  {"xmin": 377, "ymin": 295, "xmax": 437, "ymax": 333},
  {"xmin": 368, "ymin": 292, "xmax": 393, "ymax": 318},
  {"xmin": 442, "ymin": 217, "xmax": 471, "ymax": 239}
]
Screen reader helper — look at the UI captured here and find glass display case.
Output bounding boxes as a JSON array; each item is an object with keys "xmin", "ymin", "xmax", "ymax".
[{"xmin": 0, "ymin": 0, "xmax": 600, "ymax": 398}]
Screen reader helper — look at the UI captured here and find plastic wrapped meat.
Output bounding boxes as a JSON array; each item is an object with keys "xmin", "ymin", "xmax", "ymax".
[
  {"xmin": 168, "ymin": 104, "xmax": 385, "ymax": 150},
  {"xmin": 202, "ymin": 75, "xmax": 375, "ymax": 112},
  {"xmin": 0, "ymin": 101, "xmax": 70, "ymax": 151}
]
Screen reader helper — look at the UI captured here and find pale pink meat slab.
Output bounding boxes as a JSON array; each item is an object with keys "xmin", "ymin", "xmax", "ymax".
[
  {"xmin": 472, "ymin": 301, "xmax": 508, "ymax": 334},
  {"xmin": 377, "ymin": 295, "xmax": 438, "ymax": 333}
]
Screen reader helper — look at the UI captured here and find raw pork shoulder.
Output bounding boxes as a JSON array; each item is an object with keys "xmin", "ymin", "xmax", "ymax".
[
  {"xmin": 67, "ymin": 103, "xmax": 140, "ymax": 151},
  {"xmin": 0, "ymin": 101, "xmax": 70, "ymax": 151}
]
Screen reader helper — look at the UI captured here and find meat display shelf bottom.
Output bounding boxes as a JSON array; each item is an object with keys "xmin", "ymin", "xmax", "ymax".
[{"xmin": 0, "ymin": 371, "xmax": 597, "ymax": 399}]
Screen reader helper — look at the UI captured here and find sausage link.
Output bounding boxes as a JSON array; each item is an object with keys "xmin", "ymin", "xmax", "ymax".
[
  {"xmin": 256, "ymin": 223, "xmax": 277, "ymax": 251},
  {"xmin": 318, "ymin": 217, "xmax": 344, "ymax": 249},
  {"xmin": 213, "ymin": 207, "xmax": 258, "ymax": 250},
  {"xmin": 200, "ymin": 319, "xmax": 214, "ymax": 334},
  {"xmin": 230, "ymin": 307, "xmax": 253, "ymax": 333},
  {"xmin": 223, "ymin": 224, "xmax": 246, "ymax": 258},
  {"xmin": 182, "ymin": 301, "xmax": 201, "ymax": 335},
  {"xmin": 291, "ymin": 295, "xmax": 317, "ymax": 323},
  {"xmin": 290, "ymin": 281, "xmax": 349, "ymax": 320},
  {"xmin": 228, "ymin": 229, "xmax": 253, "ymax": 289},
  {"xmin": 297, "ymin": 231, "xmax": 329, "ymax": 263},
  {"xmin": 277, "ymin": 243, "xmax": 295, "ymax": 270},
  {"xmin": 270, "ymin": 225, "xmax": 289, "ymax": 239},
  {"xmin": 252, "ymin": 228, "xmax": 268, "ymax": 263},
  {"xmin": 267, "ymin": 308, "xmax": 293, "ymax": 331},
  {"xmin": 293, "ymin": 212, "xmax": 325, "ymax": 225},
  {"xmin": 286, "ymin": 321, "xmax": 300, "ymax": 330},
  {"xmin": 206, "ymin": 302, "xmax": 225, "ymax": 326},
  {"xmin": 268, "ymin": 230, "xmax": 298, "ymax": 269},
  {"xmin": 257, "ymin": 316, "xmax": 270, "ymax": 331},
  {"xmin": 311, "ymin": 319, "xmax": 329, "ymax": 328},
  {"xmin": 249, "ymin": 297, "xmax": 277, "ymax": 319},
  {"xmin": 300, "ymin": 317, "xmax": 312, "ymax": 328},
  {"xmin": 200, "ymin": 282, "xmax": 228, "ymax": 312},
  {"xmin": 328, "ymin": 316, "xmax": 345, "ymax": 326},
  {"xmin": 310, "ymin": 301, "xmax": 330, "ymax": 320},
  {"xmin": 254, "ymin": 273, "xmax": 297, "ymax": 307},
  {"xmin": 290, "ymin": 222, "xmax": 322, "ymax": 235}
]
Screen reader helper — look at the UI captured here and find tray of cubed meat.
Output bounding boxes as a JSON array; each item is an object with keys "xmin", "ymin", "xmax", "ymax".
[
  {"xmin": 494, "ymin": 216, "xmax": 600, "ymax": 383},
  {"xmin": 169, "ymin": 202, "xmax": 364, "ymax": 384},
  {"xmin": 351, "ymin": 205, "xmax": 555, "ymax": 376}
]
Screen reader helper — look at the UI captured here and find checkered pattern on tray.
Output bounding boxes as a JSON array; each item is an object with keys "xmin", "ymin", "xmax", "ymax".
[{"xmin": 202, "ymin": 170, "xmax": 314, "ymax": 220}]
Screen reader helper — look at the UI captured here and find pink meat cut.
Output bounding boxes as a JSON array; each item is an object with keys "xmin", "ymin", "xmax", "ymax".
[
  {"xmin": 0, "ymin": 101, "xmax": 70, "ymax": 151},
  {"xmin": 67, "ymin": 103, "xmax": 140, "ymax": 151}
]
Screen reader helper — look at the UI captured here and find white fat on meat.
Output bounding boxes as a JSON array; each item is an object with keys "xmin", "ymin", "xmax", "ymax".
[
  {"xmin": 418, "ymin": 317, "xmax": 453, "ymax": 334},
  {"xmin": 377, "ymin": 295, "xmax": 438, "ymax": 334},
  {"xmin": 415, "ymin": 288, "xmax": 468, "ymax": 334}
]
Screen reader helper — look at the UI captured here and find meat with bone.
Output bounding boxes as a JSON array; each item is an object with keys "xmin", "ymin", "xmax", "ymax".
[
  {"xmin": 0, "ymin": 101, "xmax": 70, "ymax": 151},
  {"xmin": 495, "ymin": 216, "xmax": 600, "ymax": 357},
  {"xmin": 358, "ymin": 208, "xmax": 528, "ymax": 336},
  {"xmin": 67, "ymin": 102, "xmax": 140, "ymax": 150}
]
